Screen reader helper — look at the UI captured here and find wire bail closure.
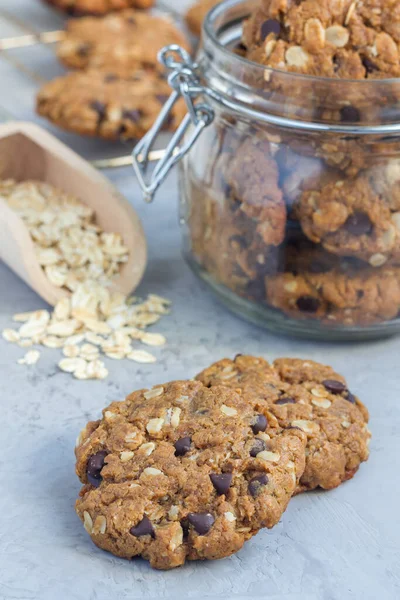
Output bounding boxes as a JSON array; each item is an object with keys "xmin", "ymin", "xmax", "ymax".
[{"xmin": 132, "ymin": 45, "xmax": 214, "ymax": 203}]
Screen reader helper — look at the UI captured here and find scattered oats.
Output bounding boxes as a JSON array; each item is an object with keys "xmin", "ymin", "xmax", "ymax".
[
  {"xmin": 144, "ymin": 387, "xmax": 164, "ymax": 400},
  {"xmin": 140, "ymin": 442, "xmax": 156, "ymax": 456},
  {"xmin": 64, "ymin": 334, "xmax": 85, "ymax": 346},
  {"xmin": 140, "ymin": 332, "xmax": 166, "ymax": 347},
  {"xmin": 120, "ymin": 451, "xmax": 135, "ymax": 462},
  {"xmin": 257, "ymin": 432, "xmax": 271, "ymax": 442},
  {"xmin": 125, "ymin": 432, "xmax": 137, "ymax": 443},
  {"xmin": 257, "ymin": 451, "xmax": 281, "ymax": 463},
  {"xmin": 2, "ymin": 329, "xmax": 20, "ymax": 343},
  {"xmin": 59, "ymin": 357, "xmax": 87, "ymax": 373},
  {"xmin": 127, "ymin": 349, "xmax": 157, "ymax": 364},
  {"xmin": 292, "ymin": 419, "xmax": 320, "ymax": 434},
  {"xmin": 3, "ymin": 181, "xmax": 170, "ymax": 382},
  {"xmin": 42, "ymin": 335, "xmax": 65, "ymax": 348},
  {"xmin": 85, "ymin": 332, "xmax": 105, "ymax": 346},
  {"xmin": 220, "ymin": 405, "xmax": 238, "ymax": 417},
  {"xmin": 169, "ymin": 526, "xmax": 183, "ymax": 551},
  {"xmin": 188, "ymin": 453, "xmax": 200, "ymax": 461},
  {"xmin": 18, "ymin": 349, "xmax": 40, "ymax": 365},
  {"xmin": 345, "ymin": 1, "xmax": 356, "ymax": 25},
  {"xmin": 312, "ymin": 398, "xmax": 332, "ymax": 409},
  {"xmin": 285, "ymin": 46, "xmax": 309, "ymax": 67},
  {"xmin": 342, "ymin": 420, "xmax": 351, "ymax": 429},
  {"xmin": 63, "ymin": 344, "xmax": 80, "ymax": 358},
  {"xmin": 47, "ymin": 319, "xmax": 80, "ymax": 337},
  {"xmin": 284, "ymin": 281, "xmax": 298, "ymax": 293},
  {"xmin": 45, "ymin": 265, "xmax": 68, "ymax": 287},
  {"xmin": 54, "ymin": 298, "xmax": 71, "ymax": 321},
  {"xmin": 146, "ymin": 418, "xmax": 165, "ymax": 435},
  {"xmin": 224, "ymin": 512, "xmax": 236, "ymax": 522},
  {"xmin": 18, "ymin": 338, "xmax": 34, "ymax": 348},
  {"xmin": 83, "ymin": 511, "xmax": 93, "ymax": 534},
  {"xmin": 142, "ymin": 467, "xmax": 163, "ymax": 476},
  {"xmin": 80, "ymin": 343, "xmax": 100, "ymax": 361},
  {"xmin": 92, "ymin": 515, "xmax": 107, "ymax": 535}
]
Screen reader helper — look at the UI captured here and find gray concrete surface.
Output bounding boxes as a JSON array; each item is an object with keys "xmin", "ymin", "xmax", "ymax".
[{"xmin": 0, "ymin": 2, "xmax": 399, "ymax": 599}]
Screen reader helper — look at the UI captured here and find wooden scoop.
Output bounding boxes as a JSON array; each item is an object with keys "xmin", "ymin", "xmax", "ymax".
[{"xmin": 0, "ymin": 122, "xmax": 147, "ymax": 306}]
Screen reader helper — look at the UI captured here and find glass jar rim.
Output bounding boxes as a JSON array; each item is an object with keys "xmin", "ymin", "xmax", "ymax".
[{"xmin": 202, "ymin": 0, "xmax": 400, "ymax": 87}]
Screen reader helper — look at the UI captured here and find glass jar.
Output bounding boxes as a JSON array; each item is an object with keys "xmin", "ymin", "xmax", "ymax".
[{"xmin": 133, "ymin": 0, "xmax": 400, "ymax": 340}]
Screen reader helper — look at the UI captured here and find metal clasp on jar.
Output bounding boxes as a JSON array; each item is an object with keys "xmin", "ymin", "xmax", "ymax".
[{"xmin": 132, "ymin": 45, "xmax": 215, "ymax": 203}]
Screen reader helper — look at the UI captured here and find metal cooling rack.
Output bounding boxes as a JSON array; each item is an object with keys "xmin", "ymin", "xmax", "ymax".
[{"xmin": 0, "ymin": 2, "xmax": 184, "ymax": 169}]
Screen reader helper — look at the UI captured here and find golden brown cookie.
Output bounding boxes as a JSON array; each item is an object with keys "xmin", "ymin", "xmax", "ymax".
[
  {"xmin": 44, "ymin": 0, "xmax": 153, "ymax": 16},
  {"xmin": 37, "ymin": 70, "xmax": 184, "ymax": 140},
  {"xmin": 243, "ymin": 0, "xmax": 400, "ymax": 79},
  {"xmin": 75, "ymin": 379, "xmax": 307, "ymax": 569},
  {"xmin": 185, "ymin": 0, "xmax": 220, "ymax": 36},
  {"xmin": 196, "ymin": 356, "xmax": 371, "ymax": 493},
  {"xmin": 297, "ymin": 175, "xmax": 400, "ymax": 265},
  {"xmin": 58, "ymin": 11, "xmax": 190, "ymax": 72}
]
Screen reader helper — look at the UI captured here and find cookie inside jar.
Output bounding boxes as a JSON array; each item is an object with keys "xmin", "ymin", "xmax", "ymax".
[{"xmin": 175, "ymin": 0, "xmax": 400, "ymax": 338}]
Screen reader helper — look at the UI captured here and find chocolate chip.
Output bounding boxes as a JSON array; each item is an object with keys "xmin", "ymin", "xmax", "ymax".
[
  {"xmin": 340, "ymin": 105, "xmax": 361, "ymax": 123},
  {"xmin": 210, "ymin": 473, "xmax": 233, "ymax": 495},
  {"xmin": 275, "ymin": 396, "xmax": 296, "ymax": 405},
  {"xmin": 130, "ymin": 516, "xmax": 155, "ymax": 538},
  {"xmin": 260, "ymin": 19, "xmax": 281, "ymax": 40},
  {"xmin": 323, "ymin": 379, "xmax": 347, "ymax": 394},
  {"xmin": 362, "ymin": 57, "xmax": 377, "ymax": 73},
  {"xmin": 104, "ymin": 73, "xmax": 118, "ymax": 82},
  {"xmin": 309, "ymin": 259, "xmax": 331, "ymax": 274},
  {"xmin": 122, "ymin": 109, "xmax": 141, "ymax": 122},
  {"xmin": 234, "ymin": 353, "xmax": 243, "ymax": 359},
  {"xmin": 343, "ymin": 212, "xmax": 373, "ymax": 236},
  {"xmin": 230, "ymin": 234, "xmax": 249, "ymax": 250},
  {"xmin": 156, "ymin": 94, "xmax": 169, "ymax": 104},
  {"xmin": 250, "ymin": 439, "xmax": 267, "ymax": 457},
  {"xmin": 251, "ymin": 414, "xmax": 268, "ymax": 434},
  {"xmin": 187, "ymin": 512, "xmax": 215, "ymax": 535},
  {"xmin": 346, "ymin": 391, "xmax": 357, "ymax": 404},
  {"xmin": 174, "ymin": 437, "xmax": 191, "ymax": 456},
  {"xmin": 90, "ymin": 101, "xmax": 106, "ymax": 125},
  {"xmin": 248, "ymin": 475, "xmax": 269, "ymax": 497},
  {"xmin": 86, "ymin": 450, "xmax": 108, "ymax": 487},
  {"xmin": 296, "ymin": 296, "xmax": 321, "ymax": 313},
  {"xmin": 77, "ymin": 43, "xmax": 91, "ymax": 57}
]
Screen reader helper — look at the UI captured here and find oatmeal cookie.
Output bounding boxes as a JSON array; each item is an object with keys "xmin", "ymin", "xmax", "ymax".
[
  {"xmin": 44, "ymin": 0, "xmax": 153, "ymax": 16},
  {"xmin": 37, "ymin": 70, "xmax": 184, "ymax": 140},
  {"xmin": 185, "ymin": 0, "xmax": 220, "ymax": 36},
  {"xmin": 196, "ymin": 356, "xmax": 371, "ymax": 493},
  {"xmin": 225, "ymin": 138, "xmax": 287, "ymax": 247},
  {"xmin": 243, "ymin": 0, "xmax": 400, "ymax": 79},
  {"xmin": 75, "ymin": 379, "xmax": 306, "ymax": 569},
  {"xmin": 266, "ymin": 261, "xmax": 400, "ymax": 325},
  {"xmin": 58, "ymin": 11, "xmax": 190, "ymax": 72},
  {"xmin": 297, "ymin": 175, "xmax": 400, "ymax": 265}
]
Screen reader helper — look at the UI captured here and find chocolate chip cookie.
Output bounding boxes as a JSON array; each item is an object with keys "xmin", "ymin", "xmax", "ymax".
[
  {"xmin": 58, "ymin": 11, "xmax": 190, "ymax": 72},
  {"xmin": 297, "ymin": 175, "xmax": 400, "ymax": 265},
  {"xmin": 243, "ymin": 0, "xmax": 400, "ymax": 79},
  {"xmin": 185, "ymin": 0, "xmax": 220, "ymax": 36},
  {"xmin": 37, "ymin": 70, "xmax": 184, "ymax": 140},
  {"xmin": 75, "ymin": 379, "xmax": 307, "ymax": 569},
  {"xmin": 266, "ymin": 263, "xmax": 400, "ymax": 325},
  {"xmin": 44, "ymin": 0, "xmax": 153, "ymax": 16},
  {"xmin": 196, "ymin": 356, "xmax": 371, "ymax": 493}
]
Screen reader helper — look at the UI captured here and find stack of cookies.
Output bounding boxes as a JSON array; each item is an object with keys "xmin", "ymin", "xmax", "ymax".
[
  {"xmin": 189, "ymin": 0, "xmax": 400, "ymax": 328},
  {"xmin": 75, "ymin": 355, "xmax": 371, "ymax": 569},
  {"xmin": 37, "ymin": 6, "xmax": 190, "ymax": 140}
]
